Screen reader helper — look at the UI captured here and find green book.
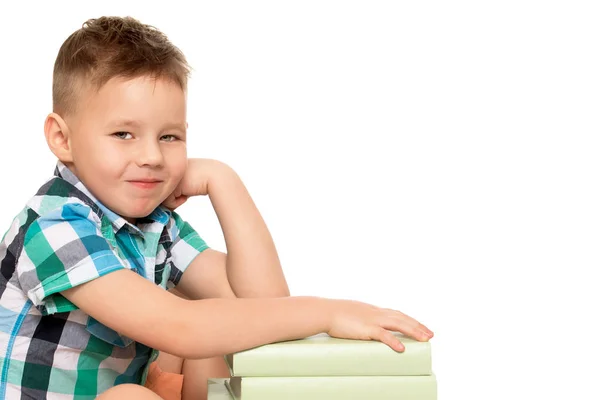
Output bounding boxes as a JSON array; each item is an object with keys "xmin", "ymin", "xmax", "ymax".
[
  {"xmin": 224, "ymin": 375, "xmax": 437, "ymax": 400},
  {"xmin": 208, "ymin": 378, "xmax": 234, "ymax": 400},
  {"xmin": 224, "ymin": 333, "xmax": 432, "ymax": 377}
]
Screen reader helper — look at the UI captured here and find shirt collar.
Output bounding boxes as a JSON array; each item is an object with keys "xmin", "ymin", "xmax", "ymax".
[{"xmin": 54, "ymin": 161, "xmax": 171, "ymax": 234}]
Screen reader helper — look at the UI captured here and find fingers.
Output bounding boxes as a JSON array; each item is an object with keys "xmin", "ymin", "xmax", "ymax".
[
  {"xmin": 381, "ymin": 308, "xmax": 433, "ymax": 336},
  {"xmin": 162, "ymin": 197, "xmax": 177, "ymax": 210},
  {"xmin": 379, "ymin": 309, "xmax": 433, "ymax": 342},
  {"xmin": 378, "ymin": 316, "xmax": 428, "ymax": 342},
  {"xmin": 162, "ymin": 195, "xmax": 188, "ymax": 211},
  {"xmin": 174, "ymin": 196, "xmax": 188, "ymax": 208},
  {"xmin": 370, "ymin": 327, "xmax": 405, "ymax": 352}
]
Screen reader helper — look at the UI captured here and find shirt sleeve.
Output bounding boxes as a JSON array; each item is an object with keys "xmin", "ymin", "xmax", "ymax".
[
  {"xmin": 167, "ymin": 211, "xmax": 209, "ymax": 286},
  {"xmin": 17, "ymin": 202, "xmax": 126, "ymax": 315}
]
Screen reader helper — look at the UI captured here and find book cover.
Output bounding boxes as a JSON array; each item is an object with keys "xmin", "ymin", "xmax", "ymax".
[
  {"xmin": 224, "ymin": 332, "xmax": 432, "ymax": 377},
  {"xmin": 208, "ymin": 378, "xmax": 234, "ymax": 400},
  {"xmin": 224, "ymin": 375, "xmax": 437, "ymax": 400}
]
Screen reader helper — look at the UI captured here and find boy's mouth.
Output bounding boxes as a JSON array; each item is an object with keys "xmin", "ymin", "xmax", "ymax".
[{"xmin": 127, "ymin": 179, "xmax": 163, "ymax": 189}]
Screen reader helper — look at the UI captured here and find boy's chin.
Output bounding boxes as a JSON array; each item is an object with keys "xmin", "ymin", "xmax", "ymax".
[{"xmin": 119, "ymin": 203, "xmax": 162, "ymax": 220}]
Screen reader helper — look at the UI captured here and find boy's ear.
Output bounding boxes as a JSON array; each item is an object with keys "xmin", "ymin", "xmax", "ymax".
[{"xmin": 44, "ymin": 112, "xmax": 74, "ymax": 163}]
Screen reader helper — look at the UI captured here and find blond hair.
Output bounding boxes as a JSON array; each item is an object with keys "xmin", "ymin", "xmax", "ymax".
[{"xmin": 52, "ymin": 16, "xmax": 191, "ymax": 117}]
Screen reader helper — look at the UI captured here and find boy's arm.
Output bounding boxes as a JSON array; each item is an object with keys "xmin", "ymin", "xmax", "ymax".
[
  {"xmin": 62, "ymin": 270, "xmax": 430, "ymax": 359},
  {"xmin": 175, "ymin": 249, "xmax": 236, "ymax": 300},
  {"xmin": 209, "ymin": 163, "xmax": 290, "ymax": 297},
  {"xmin": 62, "ymin": 269, "xmax": 330, "ymax": 359},
  {"xmin": 176, "ymin": 160, "xmax": 290, "ymax": 299}
]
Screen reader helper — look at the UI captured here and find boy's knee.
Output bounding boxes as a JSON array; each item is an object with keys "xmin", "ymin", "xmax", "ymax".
[{"xmin": 97, "ymin": 383, "xmax": 163, "ymax": 400}]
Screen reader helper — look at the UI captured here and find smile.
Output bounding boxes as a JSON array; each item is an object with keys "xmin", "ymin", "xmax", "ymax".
[{"xmin": 128, "ymin": 181, "xmax": 162, "ymax": 189}]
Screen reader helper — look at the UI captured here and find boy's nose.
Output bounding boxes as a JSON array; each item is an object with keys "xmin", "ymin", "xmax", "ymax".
[{"xmin": 135, "ymin": 140, "xmax": 164, "ymax": 167}]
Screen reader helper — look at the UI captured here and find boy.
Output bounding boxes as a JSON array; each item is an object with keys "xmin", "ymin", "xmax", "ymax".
[{"xmin": 0, "ymin": 16, "xmax": 433, "ymax": 400}]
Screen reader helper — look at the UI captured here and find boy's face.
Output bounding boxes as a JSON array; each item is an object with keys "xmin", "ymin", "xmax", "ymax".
[{"xmin": 64, "ymin": 75, "xmax": 188, "ymax": 222}]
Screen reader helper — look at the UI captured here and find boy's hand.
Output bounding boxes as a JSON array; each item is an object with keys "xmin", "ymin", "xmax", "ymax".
[
  {"xmin": 325, "ymin": 299, "xmax": 434, "ymax": 352},
  {"xmin": 162, "ymin": 158, "xmax": 231, "ymax": 210}
]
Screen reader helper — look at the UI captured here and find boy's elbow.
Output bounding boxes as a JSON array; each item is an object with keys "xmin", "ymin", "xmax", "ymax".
[
  {"xmin": 277, "ymin": 279, "xmax": 291, "ymax": 297},
  {"xmin": 265, "ymin": 276, "xmax": 290, "ymax": 297},
  {"xmin": 266, "ymin": 280, "xmax": 291, "ymax": 297},
  {"xmin": 230, "ymin": 280, "xmax": 290, "ymax": 298},
  {"xmin": 248, "ymin": 286, "xmax": 290, "ymax": 298}
]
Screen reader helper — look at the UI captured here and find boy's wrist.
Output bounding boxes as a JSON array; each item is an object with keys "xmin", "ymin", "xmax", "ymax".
[
  {"xmin": 311, "ymin": 296, "xmax": 335, "ymax": 334},
  {"xmin": 179, "ymin": 158, "xmax": 237, "ymax": 198},
  {"xmin": 201, "ymin": 159, "xmax": 239, "ymax": 196}
]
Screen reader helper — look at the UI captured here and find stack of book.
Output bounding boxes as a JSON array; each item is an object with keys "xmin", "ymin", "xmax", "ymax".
[
  {"xmin": 208, "ymin": 378, "xmax": 234, "ymax": 400},
  {"xmin": 208, "ymin": 332, "xmax": 436, "ymax": 400}
]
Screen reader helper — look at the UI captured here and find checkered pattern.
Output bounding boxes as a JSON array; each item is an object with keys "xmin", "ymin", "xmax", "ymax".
[{"xmin": 0, "ymin": 161, "xmax": 209, "ymax": 399}]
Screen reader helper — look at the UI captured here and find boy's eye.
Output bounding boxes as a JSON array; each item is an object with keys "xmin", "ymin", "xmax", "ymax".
[
  {"xmin": 113, "ymin": 131, "xmax": 132, "ymax": 140},
  {"xmin": 161, "ymin": 135, "xmax": 178, "ymax": 142}
]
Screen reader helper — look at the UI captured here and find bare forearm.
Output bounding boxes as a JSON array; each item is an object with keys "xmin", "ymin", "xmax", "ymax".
[
  {"xmin": 176, "ymin": 296, "xmax": 328, "ymax": 359},
  {"xmin": 208, "ymin": 164, "xmax": 290, "ymax": 297}
]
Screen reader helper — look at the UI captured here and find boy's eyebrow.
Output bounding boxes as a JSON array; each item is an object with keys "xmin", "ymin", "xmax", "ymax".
[{"xmin": 109, "ymin": 119, "xmax": 186, "ymax": 132}]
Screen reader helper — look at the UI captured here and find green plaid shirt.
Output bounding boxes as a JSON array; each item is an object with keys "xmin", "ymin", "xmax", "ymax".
[{"xmin": 0, "ymin": 161, "xmax": 209, "ymax": 399}]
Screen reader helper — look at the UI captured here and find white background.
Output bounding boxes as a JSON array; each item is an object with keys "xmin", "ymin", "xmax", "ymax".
[{"xmin": 0, "ymin": 1, "xmax": 599, "ymax": 399}]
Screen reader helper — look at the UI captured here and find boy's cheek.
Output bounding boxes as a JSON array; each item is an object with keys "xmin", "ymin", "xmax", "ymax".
[{"xmin": 170, "ymin": 152, "xmax": 188, "ymax": 179}]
